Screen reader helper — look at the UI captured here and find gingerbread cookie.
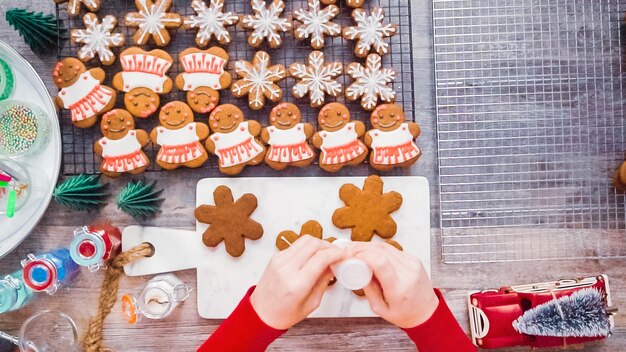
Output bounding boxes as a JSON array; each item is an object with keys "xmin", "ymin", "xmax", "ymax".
[
  {"xmin": 53, "ymin": 58, "xmax": 115, "ymax": 128},
  {"xmin": 183, "ymin": 0, "xmax": 239, "ymax": 46},
  {"xmin": 293, "ymin": 0, "xmax": 340, "ymax": 49},
  {"xmin": 195, "ymin": 185, "xmax": 264, "ymax": 257},
  {"xmin": 289, "ymin": 51, "xmax": 342, "ymax": 108},
  {"xmin": 55, "ymin": 0, "xmax": 100, "ymax": 16},
  {"xmin": 231, "ymin": 51, "xmax": 286, "ymax": 110},
  {"xmin": 261, "ymin": 103, "xmax": 315, "ymax": 170},
  {"xmin": 343, "ymin": 8, "xmax": 397, "ymax": 58},
  {"xmin": 614, "ymin": 160, "xmax": 626, "ymax": 191},
  {"xmin": 113, "ymin": 48, "xmax": 174, "ymax": 118},
  {"xmin": 71, "ymin": 14, "xmax": 124, "ymax": 66},
  {"xmin": 275, "ymin": 220, "xmax": 324, "ymax": 251},
  {"xmin": 206, "ymin": 104, "xmax": 267, "ymax": 175},
  {"xmin": 311, "ymin": 103, "xmax": 367, "ymax": 172},
  {"xmin": 175, "ymin": 47, "xmax": 231, "ymax": 114},
  {"xmin": 125, "ymin": 0, "xmax": 182, "ymax": 46},
  {"xmin": 94, "ymin": 109, "xmax": 150, "ymax": 178},
  {"xmin": 241, "ymin": 0, "xmax": 292, "ymax": 49},
  {"xmin": 346, "ymin": 53, "xmax": 396, "ymax": 111},
  {"xmin": 150, "ymin": 101, "xmax": 210, "ymax": 170},
  {"xmin": 321, "ymin": 0, "xmax": 365, "ymax": 8},
  {"xmin": 332, "ymin": 175, "xmax": 402, "ymax": 242},
  {"xmin": 365, "ymin": 104, "xmax": 421, "ymax": 171}
]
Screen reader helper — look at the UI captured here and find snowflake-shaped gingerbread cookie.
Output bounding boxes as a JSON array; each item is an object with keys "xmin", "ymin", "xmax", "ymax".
[
  {"xmin": 54, "ymin": 0, "xmax": 100, "ymax": 17},
  {"xmin": 289, "ymin": 51, "xmax": 342, "ymax": 108},
  {"xmin": 71, "ymin": 14, "xmax": 125, "ymax": 66},
  {"xmin": 183, "ymin": 0, "xmax": 239, "ymax": 46},
  {"xmin": 343, "ymin": 7, "xmax": 397, "ymax": 58},
  {"xmin": 346, "ymin": 53, "xmax": 396, "ymax": 111},
  {"xmin": 293, "ymin": 0, "xmax": 340, "ymax": 49},
  {"xmin": 231, "ymin": 51, "xmax": 286, "ymax": 110},
  {"xmin": 125, "ymin": 0, "xmax": 182, "ymax": 46},
  {"xmin": 241, "ymin": 0, "xmax": 292, "ymax": 49}
]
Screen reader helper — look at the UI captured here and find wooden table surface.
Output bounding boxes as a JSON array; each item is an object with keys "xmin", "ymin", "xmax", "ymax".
[{"xmin": 0, "ymin": 0, "xmax": 624, "ymax": 351}]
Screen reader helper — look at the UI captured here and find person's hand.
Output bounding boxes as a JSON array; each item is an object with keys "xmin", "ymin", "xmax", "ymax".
[
  {"xmin": 350, "ymin": 242, "xmax": 439, "ymax": 329},
  {"xmin": 250, "ymin": 235, "xmax": 346, "ymax": 330}
]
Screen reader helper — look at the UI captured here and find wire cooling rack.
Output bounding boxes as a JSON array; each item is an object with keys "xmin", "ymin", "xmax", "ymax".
[
  {"xmin": 434, "ymin": 0, "xmax": 626, "ymax": 263},
  {"xmin": 55, "ymin": 0, "xmax": 415, "ymax": 175}
]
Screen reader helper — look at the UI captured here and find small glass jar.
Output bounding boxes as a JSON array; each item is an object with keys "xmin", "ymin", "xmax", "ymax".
[
  {"xmin": 0, "ymin": 100, "xmax": 51, "ymax": 157},
  {"xmin": 69, "ymin": 224, "xmax": 122, "ymax": 271},
  {"xmin": 18, "ymin": 310, "xmax": 78, "ymax": 352},
  {"xmin": 21, "ymin": 248, "xmax": 81, "ymax": 294},
  {"xmin": 0, "ymin": 270, "xmax": 34, "ymax": 313},
  {"xmin": 121, "ymin": 274, "xmax": 192, "ymax": 325}
]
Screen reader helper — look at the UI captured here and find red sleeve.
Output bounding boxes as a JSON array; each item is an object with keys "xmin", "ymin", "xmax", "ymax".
[
  {"xmin": 197, "ymin": 286, "xmax": 286, "ymax": 352},
  {"xmin": 402, "ymin": 289, "xmax": 477, "ymax": 352}
]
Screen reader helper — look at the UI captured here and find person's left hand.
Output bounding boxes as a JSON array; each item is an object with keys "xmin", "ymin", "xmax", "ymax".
[{"xmin": 250, "ymin": 235, "xmax": 346, "ymax": 330}]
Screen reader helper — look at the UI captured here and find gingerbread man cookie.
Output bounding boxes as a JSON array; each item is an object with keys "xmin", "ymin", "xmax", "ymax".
[
  {"xmin": 150, "ymin": 101, "xmax": 210, "ymax": 170},
  {"xmin": 343, "ymin": 8, "xmax": 397, "ymax": 58},
  {"xmin": 125, "ymin": 0, "xmax": 182, "ymax": 46},
  {"xmin": 183, "ymin": 0, "xmax": 239, "ymax": 46},
  {"xmin": 54, "ymin": 0, "xmax": 100, "ymax": 16},
  {"xmin": 364, "ymin": 104, "xmax": 421, "ymax": 171},
  {"xmin": 346, "ymin": 53, "xmax": 396, "ymax": 111},
  {"xmin": 275, "ymin": 220, "xmax": 324, "ymax": 251},
  {"xmin": 289, "ymin": 51, "xmax": 342, "ymax": 108},
  {"xmin": 175, "ymin": 47, "xmax": 231, "ymax": 114},
  {"xmin": 53, "ymin": 58, "xmax": 115, "ymax": 128},
  {"xmin": 311, "ymin": 103, "xmax": 368, "ymax": 173},
  {"xmin": 241, "ymin": 0, "xmax": 292, "ymax": 49},
  {"xmin": 94, "ymin": 109, "xmax": 150, "ymax": 178},
  {"xmin": 195, "ymin": 185, "xmax": 264, "ymax": 257},
  {"xmin": 71, "ymin": 14, "xmax": 125, "ymax": 66},
  {"xmin": 293, "ymin": 0, "xmax": 341, "ymax": 49},
  {"xmin": 261, "ymin": 103, "xmax": 315, "ymax": 170},
  {"xmin": 231, "ymin": 51, "xmax": 286, "ymax": 110},
  {"xmin": 113, "ymin": 48, "xmax": 174, "ymax": 118},
  {"xmin": 206, "ymin": 104, "xmax": 267, "ymax": 175}
]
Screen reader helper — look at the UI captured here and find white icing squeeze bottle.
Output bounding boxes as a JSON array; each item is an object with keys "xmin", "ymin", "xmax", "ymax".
[{"xmin": 329, "ymin": 238, "xmax": 373, "ymax": 291}]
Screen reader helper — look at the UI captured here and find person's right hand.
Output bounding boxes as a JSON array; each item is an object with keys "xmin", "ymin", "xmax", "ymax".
[{"xmin": 349, "ymin": 242, "xmax": 439, "ymax": 329}]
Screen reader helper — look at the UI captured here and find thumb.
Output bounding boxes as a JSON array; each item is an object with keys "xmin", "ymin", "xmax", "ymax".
[
  {"xmin": 305, "ymin": 270, "xmax": 334, "ymax": 312},
  {"xmin": 363, "ymin": 278, "xmax": 389, "ymax": 317}
]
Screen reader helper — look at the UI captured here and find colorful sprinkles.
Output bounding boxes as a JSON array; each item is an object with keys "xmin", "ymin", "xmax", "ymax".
[{"xmin": 0, "ymin": 103, "xmax": 39, "ymax": 155}]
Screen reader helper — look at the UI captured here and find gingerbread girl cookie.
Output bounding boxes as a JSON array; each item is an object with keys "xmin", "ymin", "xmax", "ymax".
[
  {"xmin": 183, "ymin": 0, "xmax": 239, "ymax": 46},
  {"xmin": 365, "ymin": 103, "xmax": 421, "ymax": 171},
  {"xmin": 241, "ymin": 0, "xmax": 292, "ymax": 49},
  {"xmin": 53, "ymin": 58, "xmax": 115, "ymax": 128},
  {"xmin": 175, "ymin": 47, "xmax": 232, "ymax": 114},
  {"xmin": 125, "ymin": 0, "xmax": 182, "ymax": 46},
  {"xmin": 94, "ymin": 109, "xmax": 150, "ymax": 178},
  {"xmin": 311, "ymin": 103, "xmax": 367, "ymax": 172},
  {"xmin": 113, "ymin": 48, "xmax": 174, "ymax": 118},
  {"xmin": 150, "ymin": 101, "xmax": 210, "ymax": 170},
  {"xmin": 261, "ymin": 103, "xmax": 315, "ymax": 170},
  {"xmin": 55, "ymin": 0, "xmax": 100, "ymax": 16},
  {"xmin": 206, "ymin": 104, "xmax": 266, "ymax": 175},
  {"xmin": 71, "ymin": 13, "xmax": 125, "ymax": 66}
]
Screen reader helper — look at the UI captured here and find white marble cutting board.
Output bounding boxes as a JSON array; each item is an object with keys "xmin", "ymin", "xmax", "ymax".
[{"xmin": 123, "ymin": 176, "xmax": 430, "ymax": 319}]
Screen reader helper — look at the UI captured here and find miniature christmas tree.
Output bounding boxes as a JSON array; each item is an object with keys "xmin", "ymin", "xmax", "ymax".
[
  {"xmin": 513, "ymin": 288, "xmax": 611, "ymax": 337},
  {"xmin": 5, "ymin": 8, "xmax": 61, "ymax": 55},
  {"xmin": 117, "ymin": 180, "xmax": 164, "ymax": 220},
  {"xmin": 52, "ymin": 174, "xmax": 108, "ymax": 212}
]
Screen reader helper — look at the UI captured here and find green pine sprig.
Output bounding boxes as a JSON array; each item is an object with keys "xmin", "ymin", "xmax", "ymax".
[
  {"xmin": 116, "ymin": 180, "xmax": 164, "ymax": 220},
  {"xmin": 52, "ymin": 174, "xmax": 108, "ymax": 212},
  {"xmin": 6, "ymin": 8, "xmax": 62, "ymax": 55}
]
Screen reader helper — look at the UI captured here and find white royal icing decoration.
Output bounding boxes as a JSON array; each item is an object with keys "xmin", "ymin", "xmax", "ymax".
[
  {"xmin": 155, "ymin": 123, "xmax": 205, "ymax": 163},
  {"xmin": 59, "ymin": 72, "xmax": 114, "ymax": 122},
  {"xmin": 293, "ymin": 0, "xmax": 340, "ymax": 49},
  {"xmin": 125, "ymin": 0, "xmax": 182, "ymax": 44},
  {"xmin": 184, "ymin": 0, "xmax": 238, "ymax": 45},
  {"xmin": 60, "ymin": 73, "xmax": 100, "ymax": 108},
  {"xmin": 232, "ymin": 51, "xmax": 285, "ymax": 110},
  {"xmin": 72, "ymin": 14, "xmax": 124, "ymax": 63},
  {"xmin": 343, "ymin": 8, "xmax": 396, "ymax": 57},
  {"xmin": 368, "ymin": 123, "xmax": 420, "ymax": 165},
  {"xmin": 121, "ymin": 72, "xmax": 169, "ymax": 92},
  {"xmin": 267, "ymin": 124, "xmax": 313, "ymax": 163},
  {"xmin": 321, "ymin": 122, "xmax": 358, "ymax": 149},
  {"xmin": 346, "ymin": 54, "xmax": 396, "ymax": 110},
  {"xmin": 156, "ymin": 123, "xmax": 199, "ymax": 147},
  {"xmin": 99, "ymin": 131, "xmax": 148, "ymax": 172},
  {"xmin": 290, "ymin": 51, "xmax": 342, "ymax": 107},
  {"xmin": 211, "ymin": 121, "xmax": 264, "ymax": 167},
  {"xmin": 242, "ymin": 0, "xmax": 292, "ymax": 47}
]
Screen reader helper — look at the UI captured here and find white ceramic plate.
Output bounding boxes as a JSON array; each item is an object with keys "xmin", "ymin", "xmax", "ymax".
[{"xmin": 0, "ymin": 40, "xmax": 61, "ymax": 257}]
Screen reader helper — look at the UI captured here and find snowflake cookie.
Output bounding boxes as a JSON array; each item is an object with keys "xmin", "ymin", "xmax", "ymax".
[
  {"xmin": 231, "ymin": 51, "xmax": 286, "ymax": 110},
  {"xmin": 241, "ymin": 0, "xmax": 292, "ymax": 49},
  {"xmin": 343, "ymin": 7, "xmax": 397, "ymax": 58},
  {"xmin": 289, "ymin": 51, "xmax": 342, "ymax": 108},
  {"xmin": 125, "ymin": 0, "xmax": 182, "ymax": 46},
  {"xmin": 54, "ymin": 0, "xmax": 101, "ymax": 17},
  {"xmin": 71, "ymin": 14, "xmax": 125, "ymax": 66},
  {"xmin": 293, "ymin": 0, "xmax": 340, "ymax": 49},
  {"xmin": 346, "ymin": 53, "xmax": 396, "ymax": 111},
  {"xmin": 183, "ymin": 0, "xmax": 239, "ymax": 46}
]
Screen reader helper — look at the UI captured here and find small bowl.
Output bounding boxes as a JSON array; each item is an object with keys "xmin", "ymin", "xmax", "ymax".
[{"xmin": 0, "ymin": 100, "xmax": 51, "ymax": 157}]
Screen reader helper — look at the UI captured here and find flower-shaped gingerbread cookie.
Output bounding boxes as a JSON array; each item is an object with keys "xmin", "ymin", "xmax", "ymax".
[
  {"xmin": 342, "ymin": 8, "xmax": 397, "ymax": 58},
  {"xmin": 150, "ymin": 101, "xmax": 210, "ymax": 170},
  {"xmin": 289, "ymin": 51, "xmax": 342, "ymax": 108},
  {"xmin": 365, "ymin": 103, "xmax": 421, "ymax": 171},
  {"xmin": 332, "ymin": 175, "xmax": 402, "ymax": 242},
  {"xmin": 94, "ymin": 109, "xmax": 150, "ymax": 178},
  {"xmin": 231, "ymin": 51, "xmax": 286, "ymax": 110},
  {"xmin": 71, "ymin": 14, "xmax": 125, "ymax": 66},
  {"xmin": 195, "ymin": 185, "xmax": 264, "ymax": 257},
  {"xmin": 311, "ymin": 103, "xmax": 367, "ymax": 173},
  {"xmin": 55, "ymin": 0, "xmax": 100, "ymax": 16},
  {"xmin": 113, "ymin": 48, "xmax": 174, "ymax": 118},
  {"xmin": 346, "ymin": 53, "xmax": 396, "ymax": 111},
  {"xmin": 175, "ymin": 47, "xmax": 231, "ymax": 114},
  {"xmin": 241, "ymin": 0, "xmax": 292, "ymax": 49},
  {"xmin": 293, "ymin": 0, "xmax": 341, "ymax": 49},
  {"xmin": 206, "ymin": 104, "xmax": 267, "ymax": 175},
  {"xmin": 261, "ymin": 103, "xmax": 315, "ymax": 170},
  {"xmin": 183, "ymin": 0, "xmax": 239, "ymax": 46},
  {"xmin": 53, "ymin": 58, "xmax": 116, "ymax": 128},
  {"xmin": 125, "ymin": 0, "xmax": 182, "ymax": 46}
]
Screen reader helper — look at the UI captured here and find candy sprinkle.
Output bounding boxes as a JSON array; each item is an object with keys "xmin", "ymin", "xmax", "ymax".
[{"xmin": 0, "ymin": 104, "xmax": 39, "ymax": 154}]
